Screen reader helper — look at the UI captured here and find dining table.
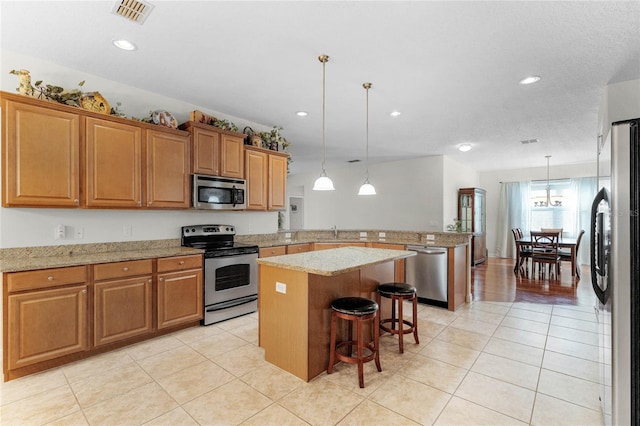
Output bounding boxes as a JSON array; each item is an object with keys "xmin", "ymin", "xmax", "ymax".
[{"xmin": 515, "ymin": 236, "xmax": 580, "ymax": 277}]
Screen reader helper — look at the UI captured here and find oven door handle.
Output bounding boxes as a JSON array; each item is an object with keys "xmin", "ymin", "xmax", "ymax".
[{"xmin": 206, "ymin": 295, "xmax": 258, "ymax": 312}]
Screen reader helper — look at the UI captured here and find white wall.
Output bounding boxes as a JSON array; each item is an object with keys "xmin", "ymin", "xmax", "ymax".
[
  {"xmin": 598, "ymin": 79, "xmax": 640, "ymax": 143},
  {"xmin": 1, "ymin": 50, "xmax": 278, "ymax": 248},
  {"xmin": 287, "ymin": 155, "xmax": 478, "ymax": 231},
  {"xmin": 479, "ymin": 161, "xmax": 600, "ymax": 257}
]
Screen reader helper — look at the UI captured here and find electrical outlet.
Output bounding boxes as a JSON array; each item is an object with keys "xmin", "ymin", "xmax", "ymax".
[
  {"xmin": 55, "ymin": 224, "xmax": 65, "ymax": 240},
  {"xmin": 426, "ymin": 234, "xmax": 435, "ymax": 241},
  {"xmin": 378, "ymin": 232, "xmax": 386, "ymax": 238},
  {"xmin": 74, "ymin": 227, "xmax": 84, "ymax": 239},
  {"xmin": 276, "ymin": 282, "xmax": 287, "ymax": 294}
]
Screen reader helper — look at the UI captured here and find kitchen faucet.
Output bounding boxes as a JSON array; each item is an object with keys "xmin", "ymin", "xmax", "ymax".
[{"xmin": 331, "ymin": 225, "xmax": 337, "ymax": 239}]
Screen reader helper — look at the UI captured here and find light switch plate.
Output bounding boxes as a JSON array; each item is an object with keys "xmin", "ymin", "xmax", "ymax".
[
  {"xmin": 426, "ymin": 234, "xmax": 435, "ymax": 240},
  {"xmin": 276, "ymin": 282, "xmax": 287, "ymax": 294},
  {"xmin": 379, "ymin": 232, "xmax": 386, "ymax": 238}
]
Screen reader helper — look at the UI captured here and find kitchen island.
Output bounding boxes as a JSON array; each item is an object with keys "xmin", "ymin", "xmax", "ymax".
[{"xmin": 256, "ymin": 246, "xmax": 415, "ymax": 381}]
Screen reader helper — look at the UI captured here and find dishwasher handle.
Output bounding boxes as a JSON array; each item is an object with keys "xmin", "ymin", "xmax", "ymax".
[{"xmin": 406, "ymin": 246, "xmax": 447, "ymax": 255}]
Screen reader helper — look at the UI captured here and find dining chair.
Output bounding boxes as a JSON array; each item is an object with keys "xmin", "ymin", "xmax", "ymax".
[
  {"xmin": 560, "ymin": 229, "xmax": 585, "ymax": 277},
  {"xmin": 531, "ymin": 231, "xmax": 561, "ymax": 279},
  {"xmin": 511, "ymin": 228, "xmax": 531, "ymax": 274},
  {"xmin": 541, "ymin": 228, "xmax": 563, "ymax": 238}
]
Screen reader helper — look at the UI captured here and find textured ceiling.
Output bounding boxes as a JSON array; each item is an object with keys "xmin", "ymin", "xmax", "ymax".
[{"xmin": 1, "ymin": 1, "xmax": 639, "ymax": 175}]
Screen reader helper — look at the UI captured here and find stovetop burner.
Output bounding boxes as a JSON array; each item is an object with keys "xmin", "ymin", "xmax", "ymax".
[{"xmin": 181, "ymin": 224, "xmax": 258, "ymax": 257}]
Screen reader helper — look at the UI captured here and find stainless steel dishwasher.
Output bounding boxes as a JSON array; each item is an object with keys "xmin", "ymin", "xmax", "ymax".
[{"xmin": 405, "ymin": 245, "xmax": 448, "ymax": 308}]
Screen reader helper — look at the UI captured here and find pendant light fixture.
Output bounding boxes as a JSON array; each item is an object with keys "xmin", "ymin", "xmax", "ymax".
[
  {"xmin": 312, "ymin": 54, "xmax": 335, "ymax": 191},
  {"xmin": 358, "ymin": 82, "xmax": 376, "ymax": 195},
  {"xmin": 544, "ymin": 155, "xmax": 562, "ymax": 207}
]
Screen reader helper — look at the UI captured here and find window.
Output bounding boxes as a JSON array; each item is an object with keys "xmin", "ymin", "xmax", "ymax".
[{"xmin": 529, "ymin": 179, "xmax": 576, "ymax": 237}]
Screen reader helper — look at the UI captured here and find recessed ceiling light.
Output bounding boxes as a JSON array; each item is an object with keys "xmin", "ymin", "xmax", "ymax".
[
  {"xmin": 389, "ymin": 111, "xmax": 401, "ymax": 117},
  {"xmin": 458, "ymin": 144, "xmax": 472, "ymax": 152},
  {"xmin": 519, "ymin": 75, "xmax": 541, "ymax": 85},
  {"xmin": 113, "ymin": 39, "xmax": 137, "ymax": 51},
  {"xmin": 296, "ymin": 111, "xmax": 308, "ymax": 117}
]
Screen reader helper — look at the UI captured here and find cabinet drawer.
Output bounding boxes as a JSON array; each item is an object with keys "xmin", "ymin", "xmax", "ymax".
[
  {"xmin": 7, "ymin": 266, "xmax": 88, "ymax": 293},
  {"xmin": 157, "ymin": 255, "xmax": 203, "ymax": 272},
  {"xmin": 93, "ymin": 259, "xmax": 153, "ymax": 281},
  {"xmin": 259, "ymin": 246, "xmax": 287, "ymax": 257},
  {"xmin": 287, "ymin": 243, "xmax": 311, "ymax": 254}
]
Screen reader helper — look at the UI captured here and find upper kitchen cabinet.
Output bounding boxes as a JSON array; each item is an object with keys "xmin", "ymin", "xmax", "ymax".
[
  {"xmin": 458, "ymin": 187, "xmax": 487, "ymax": 265},
  {"xmin": 180, "ymin": 121, "xmax": 244, "ymax": 178},
  {"xmin": 244, "ymin": 146, "xmax": 288, "ymax": 211},
  {"xmin": 2, "ymin": 95, "xmax": 80, "ymax": 207},
  {"xmin": 85, "ymin": 117, "xmax": 143, "ymax": 208},
  {"xmin": 85, "ymin": 118, "xmax": 191, "ymax": 209},
  {"xmin": 145, "ymin": 130, "xmax": 190, "ymax": 208}
]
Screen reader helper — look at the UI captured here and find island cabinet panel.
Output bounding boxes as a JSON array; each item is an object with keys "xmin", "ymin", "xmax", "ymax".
[
  {"xmin": 93, "ymin": 260, "xmax": 153, "ymax": 346},
  {"xmin": 157, "ymin": 255, "xmax": 203, "ymax": 329},
  {"xmin": 85, "ymin": 117, "xmax": 142, "ymax": 208},
  {"xmin": 3, "ymin": 99, "xmax": 80, "ymax": 207},
  {"xmin": 7, "ymin": 285, "xmax": 88, "ymax": 371},
  {"xmin": 145, "ymin": 130, "xmax": 190, "ymax": 208},
  {"xmin": 258, "ymin": 265, "xmax": 311, "ymax": 381}
]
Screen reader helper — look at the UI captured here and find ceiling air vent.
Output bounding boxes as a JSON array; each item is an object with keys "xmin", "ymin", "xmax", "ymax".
[
  {"xmin": 520, "ymin": 138, "xmax": 539, "ymax": 145},
  {"xmin": 112, "ymin": 0, "xmax": 154, "ymax": 24},
  {"xmin": 347, "ymin": 159, "xmax": 361, "ymax": 163}
]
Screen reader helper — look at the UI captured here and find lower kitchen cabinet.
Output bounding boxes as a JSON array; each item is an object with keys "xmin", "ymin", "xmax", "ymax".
[
  {"xmin": 157, "ymin": 255, "xmax": 203, "ymax": 329},
  {"xmin": 3, "ymin": 255, "xmax": 203, "ymax": 381},
  {"xmin": 259, "ymin": 245, "xmax": 287, "ymax": 257},
  {"xmin": 7, "ymin": 284, "xmax": 88, "ymax": 371},
  {"xmin": 93, "ymin": 276, "xmax": 153, "ymax": 347}
]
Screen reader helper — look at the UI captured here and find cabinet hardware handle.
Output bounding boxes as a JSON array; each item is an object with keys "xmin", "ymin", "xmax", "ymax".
[
  {"xmin": 82, "ymin": 289, "xmax": 87, "ymax": 293},
  {"xmin": 179, "ymin": 261, "xmax": 185, "ymax": 265},
  {"xmin": 159, "ymin": 278, "xmax": 164, "ymax": 281},
  {"xmin": 123, "ymin": 267, "xmax": 129, "ymax": 271},
  {"xmin": 148, "ymin": 279, "xmax": 152, "ymax": 283},
  {"xmin": 48, "ymin": 276, "xmax": 54, "ymax": 281},
  {"xmin": 74, "ymin": 199, "xmax": 79, "ymax": 203}
]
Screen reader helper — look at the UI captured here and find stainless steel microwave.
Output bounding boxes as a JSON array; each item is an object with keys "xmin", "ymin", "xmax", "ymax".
[{"xmin": 192, "ymin": 174, "xmax": 246, "ymax": 210}]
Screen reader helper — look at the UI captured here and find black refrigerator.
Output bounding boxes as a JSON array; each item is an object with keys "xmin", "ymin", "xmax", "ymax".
[{"xmin": 591, "ymin": 118, "xmax": 639, "ymax": 425}]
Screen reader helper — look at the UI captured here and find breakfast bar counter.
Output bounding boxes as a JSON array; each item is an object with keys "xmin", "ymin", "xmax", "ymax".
[{"xmin": 256, "ymin": 247, "xmax": 415, "ymax": 381}]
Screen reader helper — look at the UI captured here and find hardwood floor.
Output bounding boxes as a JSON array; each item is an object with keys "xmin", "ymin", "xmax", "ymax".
[{"xmin": 471, "ymin": 257, "xmax": 595, "ymax": 306}]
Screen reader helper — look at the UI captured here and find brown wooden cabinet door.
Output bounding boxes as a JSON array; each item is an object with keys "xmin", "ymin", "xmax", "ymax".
[
  {"xmin": 3, "ymin": 100, "xmax": 80, "ymax": 207},
  {"xmin": 220, "ymin": 133, "xmax": 244, "ymax": 178},
  {"xmin": 369, "ymin": 242, "xmax": 406, "ymax": 282},
  {"xmin": 268, "ymin": 154, "xmax": 287, "ymax": 210},
  {"xmin": 146, "ymin": 130, "xmax": 190, "ymax": 208},
  {"xmin": 245, "ymin": 148, "xmax": 268, "ymax": 210},
  {"xmin": 192, "ymin": 126, "xmax": 220, "ymax": 175},
  {"xmin": 85, "ymin": 117, "xmax": 142, "ymax": 208},
  {"xmin": 259, "ymin": 245, "xmax": 287, "ymax": 257},
  {"xmin": 94, "ymin": 276, "xmax": 152, "ymax": 346},
  {"xmin": 157, "ymin": 269, "xmax": 203, "ymax": 329},
  {"xmin": 7, "ymin": 285, "xmax": 87, "ymax": 370}
]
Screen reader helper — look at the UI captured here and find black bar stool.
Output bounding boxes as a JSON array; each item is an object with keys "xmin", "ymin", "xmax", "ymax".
[
  {"xmin": 327, "ymin": 296, "xmax": 381, "ymax": 388},
  {"xmin": 377, "ymin": 282, "xmax": 419, "ymax": 353}
]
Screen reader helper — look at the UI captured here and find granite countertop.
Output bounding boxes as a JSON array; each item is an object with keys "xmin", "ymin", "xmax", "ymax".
[
  {"xmin": 0, "ymin": 245, "xmax": 203, "ymax": 273},
  {"xmin": 256, "ymin": 246, "xmax": 416, "ymax": 276}
]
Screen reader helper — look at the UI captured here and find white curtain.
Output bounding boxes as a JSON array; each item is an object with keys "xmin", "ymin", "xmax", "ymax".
[
  {"xmin": 496, "ymin": 177, "xmax": 598, "ymax": 263},
  {"xmin": 495, "ymin": 181, "xmax": 530, "ymax": 258}
]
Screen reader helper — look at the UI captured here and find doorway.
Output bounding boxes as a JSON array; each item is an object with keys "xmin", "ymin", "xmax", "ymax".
[{"xmin": 289, "ymin": 196, "xmax": 304, "ymax": 230}]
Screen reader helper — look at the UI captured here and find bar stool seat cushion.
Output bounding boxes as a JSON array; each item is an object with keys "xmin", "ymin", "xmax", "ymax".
[
  {"xmin": 378, "ymin": 282, "xmax": 416, "ymax": 297},
  {"xmin": 331, "ymin": 297, "xmax": 379, "ymax": 316}
]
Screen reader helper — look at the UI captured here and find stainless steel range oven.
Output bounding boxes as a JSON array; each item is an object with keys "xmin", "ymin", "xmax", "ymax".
[{"xmin": 181, "ymin": 224, "xmax": 259, "ymax": 325}]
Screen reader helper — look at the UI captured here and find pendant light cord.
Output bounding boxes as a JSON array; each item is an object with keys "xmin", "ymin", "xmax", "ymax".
[
  {"xmin": 365, "ymin": 83, "xmax": 370, "ymax": 181},
  {"xmin": 321, "ymin": 55, "xmax": 328, "ymax": 173}
]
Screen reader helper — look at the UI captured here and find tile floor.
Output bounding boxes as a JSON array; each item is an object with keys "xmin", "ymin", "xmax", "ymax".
[{"xmin": 0, "ymin": 301, "xmax": 605, "ymax": 425}]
